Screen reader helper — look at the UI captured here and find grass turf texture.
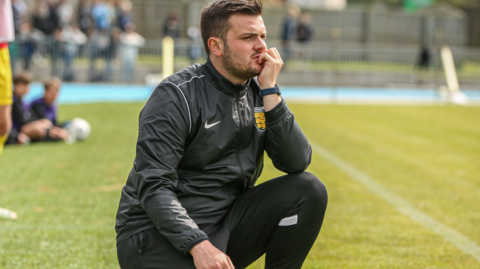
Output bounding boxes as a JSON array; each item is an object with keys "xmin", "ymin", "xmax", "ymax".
[{"xmin": 1, "ymin": 103, "xmax": 479, "ymax": 268}]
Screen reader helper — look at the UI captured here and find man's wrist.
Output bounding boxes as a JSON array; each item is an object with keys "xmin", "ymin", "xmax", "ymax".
[
  {"xmin": 189, "ymin": 239, "xmax": 209, "ymax": 255},
  {"xmin": 259, "ymin": 85, "xmax": 281, "ymax": 97}
]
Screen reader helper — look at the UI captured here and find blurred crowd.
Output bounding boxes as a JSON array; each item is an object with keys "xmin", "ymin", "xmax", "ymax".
[
  {"xmin": 9, "ymin": 0, "xmax": 145, "ymax": 83},
  {"xmin": 7, "ymin": 0, "xmax": 316, "ymax": 84}
]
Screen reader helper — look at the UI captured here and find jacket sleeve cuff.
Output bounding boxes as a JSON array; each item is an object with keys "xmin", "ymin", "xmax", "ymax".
[
  {"xmin": 183, "ymin": 234, "xmax": 209, "ymax": 256},
  {"xmin": 265, "ymin": 98, "xmax": 289, "ymax": 125}
]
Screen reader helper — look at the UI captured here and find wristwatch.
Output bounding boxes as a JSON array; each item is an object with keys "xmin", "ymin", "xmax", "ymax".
[{"xmin": 259, "ymin": 85, "xmax": 281, "ymax": 97}]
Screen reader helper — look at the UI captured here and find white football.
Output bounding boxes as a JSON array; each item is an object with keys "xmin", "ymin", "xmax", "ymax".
[{"xmin": 72, "ymin": 118, "xmax": 91, "ymax": 141}]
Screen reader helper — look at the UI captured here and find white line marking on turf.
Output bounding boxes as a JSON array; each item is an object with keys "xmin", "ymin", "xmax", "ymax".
[{"xmin": 310, "ymin": 141, "xmax": 480, "ymax": 263}]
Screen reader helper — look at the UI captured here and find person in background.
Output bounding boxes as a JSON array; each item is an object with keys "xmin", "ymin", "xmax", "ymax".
[
  {"xmin": 11, "ymin": 0, "xmax": 28, "ymax": 34},
  {"xmin": 31, "ymin": 0, "xmax": 61, "ymax": 77},
  {"xmin": 60, "ymin": 23, "xmax": 87, "ymax": 81},
  {"xmin": 7, "ymin": 72, "xmax": 71, "ymax": 144},
  {"xmin": 115, "ymin": 0, "xmax": 132, "ymax": 32},
  {"xmin": 297, "ymin": 12, "xmax": 313, "ymax": 44},
  {"xmin": 163, "ymin": 11, "xmax": 181, "ymax": 39},
  {"xmin": 18, "ymin": 22, "xmax": 45, "ymax": 71},
  {"xmin": 9, "ymin": 0, "xmax": 27, "ymax": 73},
  {"xmin": 32, "ymin": 0, "xmax": 59, "ymax": 37},
  {"xmin": 280, "ymin": 5, "xmax": 299, "ymax": 64},
  {"xmin": 77, "ymin": 0, "xmax": 92, "ymax": 36},
  {"xmin": 119, "ymin": 22, "xmax": 144, "ymax": 83},
  {"xmin": 89, "ymin": 0, "xmax": 114, "ymax": 82},
  {"xmin": 55, "ymin": 0, "xmax": 74, "ymax": 28},
  {"xmin": 417, "ymin": 44, "xmax": 431, "ymax": 70},
  {"xmin": 187, "ymin": 25, "xmax": 203, "ymax": 64},
  {"xmin": 30, "ymin": 77, "xmax": 62, "ymax": 126}
]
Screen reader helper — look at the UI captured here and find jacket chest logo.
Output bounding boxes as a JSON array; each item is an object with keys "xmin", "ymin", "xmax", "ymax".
[{"xmin": 254, "ymin": 107, "xmax": 266, "ymax": 132}]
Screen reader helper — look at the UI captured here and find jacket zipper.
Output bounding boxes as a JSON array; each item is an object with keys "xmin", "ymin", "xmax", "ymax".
[{"xmin": 235, "ymin": 89, "xmax": 245, "ymax": 187}]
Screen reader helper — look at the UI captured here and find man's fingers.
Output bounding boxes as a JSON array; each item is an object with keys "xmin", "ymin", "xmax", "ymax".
[
  {"xmin": 272, "ymin": 48, "xmax": 283, "ymax": 64},
  {"xmin": 259, "ymin": 52, "xmax": 275, "ymax": 65},
  {"xmin": 267, "ymin": 47, "xmax": 281, "ymax": 61}
]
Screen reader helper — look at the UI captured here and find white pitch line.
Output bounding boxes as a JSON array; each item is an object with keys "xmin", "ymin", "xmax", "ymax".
[{"xmin": 310, "ymin": 141, "xmax": 480, "ymax": 263}]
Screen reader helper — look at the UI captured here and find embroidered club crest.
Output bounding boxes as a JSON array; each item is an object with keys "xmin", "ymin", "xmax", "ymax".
[{"xmin": 254, "ymin": 107, "xmax": 266, "ymax": 131}]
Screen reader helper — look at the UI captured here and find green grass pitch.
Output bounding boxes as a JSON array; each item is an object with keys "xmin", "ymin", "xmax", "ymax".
[{"xmin": 0, "ymin": 103, "xmax": 479, "ymax": 268}]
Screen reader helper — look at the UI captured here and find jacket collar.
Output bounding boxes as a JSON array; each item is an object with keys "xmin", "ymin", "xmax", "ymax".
[{"xmin": 203, "ymin": 58, "xmax": 253, "ymax": 97}]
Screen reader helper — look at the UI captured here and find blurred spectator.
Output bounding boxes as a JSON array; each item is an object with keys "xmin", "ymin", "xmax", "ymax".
[
  {"xmin": 297, "ymin": 12, "xmax": 313, "ymax": 43},
  {"xmin": 88, "ymin": 29, "xmax": 114, "ymax": 82},
  {"xmin": 60, "ymin": 23, "xmax": 87, "ymax": 81},
  {"xmin": 55, "ymin": 0, "xmax": 74, "ymax": 28},
  {"xmin": 77, "ymin": 0, "xmax": 92, "ymax": 35},
  {"xmin": 89, "ymin": 0, "xmax": 115, "ymax": 82},
  {"xmin": 91, "ymin": 0, "xmax": 111, "ymax": 31},
  {"xmin": 163, "ymin": 11, "xmax": 181, "ymax": 39},
  {"xmin": 119, "ymin": 22, "xmax": 144, "ymax": 83},
  {"xmin": 50, "ymin": 28, "xmax": 63, "ymax": 77},
  {"xmin": 187, "ymin": 25, "xmax": 203, "ymax": 64},
  {"xmin": 32, "ymin": 0, "xmax": 60, "ymax": 76},
  {"xmin": 11, "ymin": 0, "xmax": 28, "ymax": 34},
  {"xmin": 417, "ymin": 45, "xmax": 431, "ymax": 70},
  {"xmin": 106, "ymin": 0, "xmax": 117, "ymax": 27},
  {"xmin": 18, "ymin": 22, "xmax": 44, "ymax": 70},
  {"xmin": 281, "ymin": 5, "xmax": 299, "ymax": 63},
  {"xmin": 115, "ymin": 0, "xmax": 132, "ymax": 32},
  {"xmin": 32, "ymin": 0, "xmax": 59, "ymax": 36},
  {"xmin": 9, "ymin": 0, "xmax": 27, "ymax": 73}
]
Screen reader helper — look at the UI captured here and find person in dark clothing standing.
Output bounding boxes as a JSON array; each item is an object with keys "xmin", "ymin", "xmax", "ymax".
[
  {"xmin": 31, "ymin": 0, "xmax": 59, "ymax": 36},
  {"xmin": 115, "ymin": 1, "xmax": 328, "ymax": 269},
  {"xmin": 162, "ymin": 11, "xmax": 182, "ymax": 39},
  {"xmin": 280, "ymin": 5, "xmax": 299, "ymax": 63},
  {"xmin": 297, "ymin": 12, "xmax": 313, "ymax": 43}
]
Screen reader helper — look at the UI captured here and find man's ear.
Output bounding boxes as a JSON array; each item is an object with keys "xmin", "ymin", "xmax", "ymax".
[{"xmin": 208, "ymin": 37, "xmax": 224, "ymax": 57}]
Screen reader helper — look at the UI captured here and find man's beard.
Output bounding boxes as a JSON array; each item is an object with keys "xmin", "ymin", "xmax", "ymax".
[{"xmin": 222, "ymin": 43, "xmax": 261, "ymax": 82}]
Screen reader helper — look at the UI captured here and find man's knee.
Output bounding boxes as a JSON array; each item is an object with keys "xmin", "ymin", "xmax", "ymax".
[{"xmin": 292, "ymin": 172, "xmax": 328, "ymax": 207}]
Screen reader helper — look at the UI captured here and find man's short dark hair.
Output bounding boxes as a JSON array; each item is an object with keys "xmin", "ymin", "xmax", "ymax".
[
  {"xmin": 12, "ymin": 71, "xmax": 32, "ymax": 85},
  {"xmin": 200, "ymin": 0, "xmax": 263, "ymax": 56}
]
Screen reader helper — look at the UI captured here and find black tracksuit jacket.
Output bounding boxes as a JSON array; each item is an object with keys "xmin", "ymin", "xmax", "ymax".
[{"xmin": 115, "ymin": 59, "xmax": 312, "ymax": 256}]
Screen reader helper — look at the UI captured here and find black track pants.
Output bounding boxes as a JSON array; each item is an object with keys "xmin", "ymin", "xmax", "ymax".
[{"xmin": 117, "ymin": 172, "xmax": 328, "ymax": 269}]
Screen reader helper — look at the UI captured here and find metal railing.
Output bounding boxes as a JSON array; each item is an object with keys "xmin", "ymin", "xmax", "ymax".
[{"xmin": 7, "ymin": 39, "xmax": 480, "ymax": 88}]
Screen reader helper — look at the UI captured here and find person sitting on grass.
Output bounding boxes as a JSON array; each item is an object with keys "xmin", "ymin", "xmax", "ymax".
[
  {"xmin": 30, "ymin": 77, "xmax": 63, "ymax": 127},
  {"xmin": 6, "ymin": 72, "xmax": 73, "ymax": 145}
]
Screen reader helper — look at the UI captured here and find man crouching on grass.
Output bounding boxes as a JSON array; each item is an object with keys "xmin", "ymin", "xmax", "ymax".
[{"xmin": 115, "ymin": 0, "xmax": 328, "ymax": 268}]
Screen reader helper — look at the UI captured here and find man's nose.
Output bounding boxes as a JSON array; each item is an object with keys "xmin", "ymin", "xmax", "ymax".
[{"xmin": 254, "ymin": 37, "xmax": 267, "ymax": 52}]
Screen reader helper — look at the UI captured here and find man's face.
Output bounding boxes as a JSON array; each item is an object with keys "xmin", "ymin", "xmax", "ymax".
[
  {"xmin": 44, "ymin": 86, "xmax": 59, "ymax": 105},
  {"xmin": 13, "ymin": 83, "xmax": 29, "ymax": 97},
  {"xmin": 222, "ymin": 14, "xmax": 267, "ymax": 82}
]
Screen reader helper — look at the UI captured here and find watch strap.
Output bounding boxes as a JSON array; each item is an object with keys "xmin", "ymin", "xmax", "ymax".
[{"xmin": 259, "ymin": 86, "xmax": 280, "ymax": 97}]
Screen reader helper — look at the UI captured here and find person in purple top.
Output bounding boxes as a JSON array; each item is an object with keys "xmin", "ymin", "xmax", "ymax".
[{"xmin": 30, "ymin": 77, "xmax": 60, "ymax": 126}]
